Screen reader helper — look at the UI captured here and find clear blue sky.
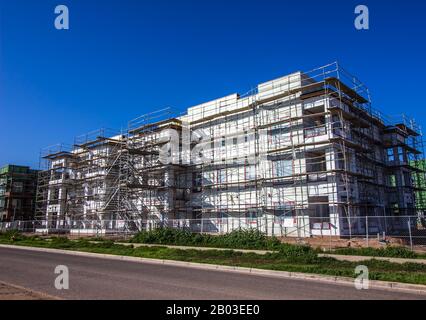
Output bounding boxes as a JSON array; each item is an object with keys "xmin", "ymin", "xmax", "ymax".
[{"xmin": 1, "ymin": 0, "xmax": 426, "ymax": 168}]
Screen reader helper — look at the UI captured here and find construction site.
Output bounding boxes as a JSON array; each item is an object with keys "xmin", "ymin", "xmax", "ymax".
[{"xmin": 33, "ymin": 62, "xmax": 426, "ymax": 238}]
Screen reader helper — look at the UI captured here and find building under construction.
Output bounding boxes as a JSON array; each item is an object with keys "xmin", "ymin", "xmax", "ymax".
[
  {"xmin": 0, "ymin": 165, "xmax": 39, "ymax": 222},
  {"xmin": 35, "ymin": 62, "xmax": 426, "ymax": 236}
]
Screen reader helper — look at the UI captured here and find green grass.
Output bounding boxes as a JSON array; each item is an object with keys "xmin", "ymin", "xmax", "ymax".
[
  {"xmin": 1, "ymin": 231, "xmax": 426, "ymax": 285},
  {"xmin": 130, "ymin": 228, "xmax": 426, "ymax": 259},
  {"xmin": 330, "ymin": 247, "xmax": 426, "ymax": 259}
]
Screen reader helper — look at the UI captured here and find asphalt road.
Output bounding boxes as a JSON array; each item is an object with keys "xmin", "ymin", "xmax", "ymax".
[{"xmin": 0, "ymin": 247, "xmax": 424, "ymax": 300}]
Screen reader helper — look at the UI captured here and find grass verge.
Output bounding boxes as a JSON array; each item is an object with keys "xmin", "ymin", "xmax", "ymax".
[
  {"xmin": 131, "ymin": 228, "xmax": 426, "ymax": 259},
  {"xmin": 1, "ymin": 231, "xmax": 426, "ymax": 285}
]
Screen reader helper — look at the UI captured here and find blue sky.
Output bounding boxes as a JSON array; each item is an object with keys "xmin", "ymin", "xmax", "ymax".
[{"xmin": 1, "ymin": 0, "xmax": 426, "ymax": 168}]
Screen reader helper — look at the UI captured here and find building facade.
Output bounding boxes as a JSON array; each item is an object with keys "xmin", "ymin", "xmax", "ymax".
[
  {"xmin": 412, "ymin": 159, "xmax": 426, "ymax": 209},
  {"xmin": 35, "ymin": 63, "xmax": 426, "ymax": 236},
  {"xmin": 0, "ymin": 165, "xmax": 39, "ymax": 222}
]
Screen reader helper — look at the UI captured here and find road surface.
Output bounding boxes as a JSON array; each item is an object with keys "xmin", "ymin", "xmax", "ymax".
[{"xmin": 0, "ymin": 247, "xmax": 424, "ymax": 300}]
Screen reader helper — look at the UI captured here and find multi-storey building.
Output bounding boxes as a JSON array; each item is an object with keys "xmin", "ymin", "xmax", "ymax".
[
  {"xmin": 0, "ymin": 165, "xmax": 38, "ymax": 222},
  {"xmin": 35, "ymin": 63, "xmax": 426, "ymax": 236},
  {"xmin": 412, "ymin": 159, "xmax": 426, "ymax": 209}
]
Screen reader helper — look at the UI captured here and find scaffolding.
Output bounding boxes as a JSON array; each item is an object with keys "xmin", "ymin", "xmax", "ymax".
[
  {"xmin": 185, "ymin": 62, "xmax": 426, "ymax": 236},
  {"xmin": 35, "ymin": 62, "xmax": 426, "ymax": 236},
  {"xmin": 70, "ymin": 128, "xmax": 125, "ymax": 221},
  {"xmin": 35, "ymin": 143, "xmax": 76, "ymax": 225},
  {"xmin": 125, "ymin": 108, "xmax": 190, "ymax": 225}
]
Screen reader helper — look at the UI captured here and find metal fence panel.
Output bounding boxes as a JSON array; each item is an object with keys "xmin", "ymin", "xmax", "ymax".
[{"xmin": 1, "ymin": 215, "xmax": 426, "ymax": 247}]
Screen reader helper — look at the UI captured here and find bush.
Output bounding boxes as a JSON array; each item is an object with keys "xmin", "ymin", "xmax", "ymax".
[
  {"xmin": 132, "ymin": 228, "xmax": 195, "ymax": 246},
  {"xmin": 131, "ymin": 228, "xmax": 281, "ymax": 250},
  {"xmin": 277, "ymin": 243, "xmax": 319, "ymax": 263},
  {"xmin": 213, "ymin": 229, "xmax": 281, "ymax": 250}
]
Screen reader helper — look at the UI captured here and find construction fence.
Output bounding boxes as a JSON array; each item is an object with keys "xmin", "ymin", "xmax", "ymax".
[{"xmin": 1, "ymin": 215, "xmax": 426, "ymax": 247}]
